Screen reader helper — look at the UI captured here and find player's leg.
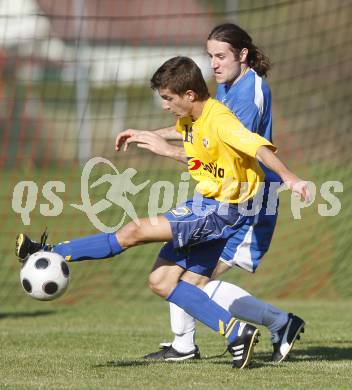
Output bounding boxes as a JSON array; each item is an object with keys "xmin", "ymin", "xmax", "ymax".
[
  {"xmin": 210, "ymin": 261, "xmax": 289, "ymax": 333},
  {"xmin": 15, "ymin": 195, "xmax": 236, "ymax": 262},
  {"xmin": 203, "ymin": 279, "xmax": 304, "ymax": 361},
  {"xmin": 144, "ymin": 219, "xmax": 273, "ymax": 358},
  {"xmin": 147, "ymin": 259, "xmax": 207, "ymax": 359},
  {"xmin": 144, "ymin": 245, "xmax": 198, "ymax": 360},
  {"xmin": 148, "ymin": 256, "xmax": 186, "ymax": 298},
  {"xmin": 147, "ymin": 241, "xmax": 260, "ymax": 368},
  {"xmin": 143, "ymin": 197, "xmax": 226, "ymax": 358},
  {"xmin": 143, "ymin": 199, "xmax": 257, "ymax": 361},
  {"xmin": 216, "ymin": 212, "xmax": 305, "ymax": 362},
  {"xmin": 157, "ymin": 211, "xmax": 304, "ymax": 363},
  {"xmin": 145, "ymin": 236, "xmax": 226, "ymax": 359},
  {"xmin": 153, "ymin": 265, "xmax": 287, "ymax": 360},
  {"xmin": 16, "ymin": 216, "xmax": 172, "ymax": 262},
  {"xmin": 166, "ymin": 270, "xmax": 260, "ymax": 369},
  {"xmin": 168, "ymin": 303, "xmax": 196, "ymax": 354}
]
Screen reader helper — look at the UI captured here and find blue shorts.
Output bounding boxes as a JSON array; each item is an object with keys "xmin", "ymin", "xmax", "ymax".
[
  {"xmin": 161, "ymin": 195, "xmax": 249, "ymax": 277},
  {"xmin": 219, "ymin": 180, "xmax": 279, "ymax": 272},
  {"xmin": 164, "ymin": 195, "xmax": 248, "ymax": 249},
  {"xmin": 219, "ymin": 208, "xmax": 277, "ymax": 273},
  {"xmin": 159, "ymin": 239, "xmax": 228, "ymax": 277},
  {"xmin": 161, "ymin": 185, "xmax": 278, "ymax": 276},
  {"xmin": 159, "ymin": 208, "xmax": 277, "ymax": 276}
]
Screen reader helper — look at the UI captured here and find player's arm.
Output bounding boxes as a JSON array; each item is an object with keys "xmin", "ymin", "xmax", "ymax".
[
  {"xmin": 154, "ymin": 126, "xmax": 182, "ymax": 140},
  {"xmin": 123, "ymin": 131, "xmax": 187, "ymax": 164},
  {"xmin": 115, "ymin": 126, "xmax": 181, "ymax": 151},
  {"xmin": 256, "ymin": 146, "xmax": 311, "ymax": 202}
]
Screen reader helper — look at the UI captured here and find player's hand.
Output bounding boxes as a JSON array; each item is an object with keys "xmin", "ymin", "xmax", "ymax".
[
  {"xmin": 124, "ymin": 131, "xmax": 174, "ymax": 157},
  {"xmin": 284, "ymin": 174, "xmax": 312, "ymax": 203},
  {"xmin": 115, "ymin": 129, "xmax": 143, "ymax": 152}
]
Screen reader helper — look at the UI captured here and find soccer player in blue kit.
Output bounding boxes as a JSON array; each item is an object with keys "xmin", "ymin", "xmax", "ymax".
[
  {"xmin": 116, "ymin": 24, "xmax": 305, "ymax": 363},
  {"xmin": 16, "ymin": 56, "xmax": 311, "ymax": 369}
]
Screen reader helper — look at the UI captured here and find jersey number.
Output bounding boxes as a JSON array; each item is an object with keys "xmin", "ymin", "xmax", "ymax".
[{"xmin": 184, "ymin": 125, "xmax": 194, "ymax": 144}]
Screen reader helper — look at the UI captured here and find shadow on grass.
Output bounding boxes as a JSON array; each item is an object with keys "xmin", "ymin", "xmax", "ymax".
[
  {"xmin": 0, "ymin": 310, "xmax": 56, "ymax": 319},
  {"xmin": 95, "ymin": 346, "xmax": 352, "ymax": 369},
  {"xmin": 250, "ymin": 346, "xmax": 352, "ymax": 366},
  {"xmin": 285, "ymin": 346, "xmax": 352, "ymax": 361},
  {"xmin": 95, "ymin": 360, "xmax": 153, "ymax": 368},
  {"xmin": 94, "ymin": 359, "xmax": 204, "ymax": 368}
]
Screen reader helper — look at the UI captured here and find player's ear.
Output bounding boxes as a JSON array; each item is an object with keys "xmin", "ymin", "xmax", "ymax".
[
  {"xmin": 185, "ymin": 90, "xmax": 196, "ymax": 102},
  {"xmin": 239, "ymin": 48, "xmax": 249, "ymax": 63}
]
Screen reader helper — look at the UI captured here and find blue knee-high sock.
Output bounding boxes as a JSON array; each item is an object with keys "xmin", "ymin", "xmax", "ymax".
[
  {"xmin": 167, "ymin": 280, "xmax": 240, "ymax": 344},
  {"xmin": 52, "ymin": 233, "xmax": 123, "ymax": 262}
]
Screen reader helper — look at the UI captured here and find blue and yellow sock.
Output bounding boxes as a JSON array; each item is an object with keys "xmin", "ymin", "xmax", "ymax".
[
  {"xmin": 167, "ymin": 280, "xmax": 240, "ymax": 344},
  {"xmin": 52, "ymin": 233, "xmax": 123, "ymax": 262}
]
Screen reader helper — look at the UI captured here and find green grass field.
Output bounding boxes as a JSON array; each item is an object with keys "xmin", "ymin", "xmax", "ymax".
[
  {"xmin": 1, "ymin": 1, "xmax": 351, "ymax": 388},
  {"xmin": 1, "ymin": 299, "xmax": 352, "ymax": 389},
  {"xmin": 1, "ymin": 161, "xmax": 351, "ymax": 388}
]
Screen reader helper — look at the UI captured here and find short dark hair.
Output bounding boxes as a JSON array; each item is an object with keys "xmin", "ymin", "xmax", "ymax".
[
  {"xmin": 151, "ymin": 56, "xmax": 210, "ymax": 100},
  {"xmin": 208, "ymin": 23, "xmax": 271, "ymax": 77}
]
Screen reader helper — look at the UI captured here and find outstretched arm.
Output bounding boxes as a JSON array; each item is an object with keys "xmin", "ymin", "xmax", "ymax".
[
  {"xmin": 154, "ymin": 126, "xmax": 182, "ymax": 140},
  {"xmin": 115, "ymin": 126, "xmax": 182, "ymax": 151},
  {"xmin": 124, "ymin": 131, "xmax": 187, "ymax": 164},
  {"xmin": 256, "ymin": 146, "xmax": 311, "ymax": 202}
]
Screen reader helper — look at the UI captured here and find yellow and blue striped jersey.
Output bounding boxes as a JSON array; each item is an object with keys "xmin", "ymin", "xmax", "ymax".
[{"xmin": 176, "ymin": 98, "xmax": 276, "ymax": 203}]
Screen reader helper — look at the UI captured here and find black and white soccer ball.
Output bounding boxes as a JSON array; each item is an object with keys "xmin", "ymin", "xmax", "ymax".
[{"xmin": 20, "ymin": 251, "xmax": 70, "ymax": 301}]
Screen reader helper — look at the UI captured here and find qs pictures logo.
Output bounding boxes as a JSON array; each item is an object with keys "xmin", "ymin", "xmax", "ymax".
[
  {"xmin": 12, "ymin": 157, "xmax": 193, "ymax": 231},
  {"xmin": 71, "ymin": 157, "xmax": 150, "ymax": 232}
]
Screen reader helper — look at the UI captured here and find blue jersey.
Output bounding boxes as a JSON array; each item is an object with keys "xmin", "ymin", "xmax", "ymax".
[{"xmin": 216, "ymin": 69, "xmax": 280, "ymax": 183}]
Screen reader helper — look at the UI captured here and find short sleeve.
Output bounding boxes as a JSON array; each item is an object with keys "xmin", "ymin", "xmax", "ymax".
[{"xmin": 217, "ymin": 113, "xmax": 276, "ymax": 158}]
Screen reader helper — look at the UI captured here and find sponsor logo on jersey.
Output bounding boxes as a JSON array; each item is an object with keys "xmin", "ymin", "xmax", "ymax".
[
  {"xmin": 188, "ymin": 158, "xmax": 202, "ymax": 170},
  {"xmin": 202, "ymin": 161, "xmax": 225, "ymax": 178},
  {"xmin": 188, "ymin": 158, "xmax": 225, "ymax": 178}
]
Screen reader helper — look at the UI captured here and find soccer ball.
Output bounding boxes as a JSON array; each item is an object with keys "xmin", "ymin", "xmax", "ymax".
[{"xmin": 20, "ymin": 251, "xmax": 70, "ymax": 301}]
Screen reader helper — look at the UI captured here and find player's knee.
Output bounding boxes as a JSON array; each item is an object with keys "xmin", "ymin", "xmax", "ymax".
[
  {"xmin": 117, "ymin": 221, "xmax": 144, "ymax": 248},
  {"xmin": 148, "ymin": 274, "xmax": 173, "ymax": 298},
  {"xmin": 148, "ymin": 274, "xmax": 165, "ymax": 297}
]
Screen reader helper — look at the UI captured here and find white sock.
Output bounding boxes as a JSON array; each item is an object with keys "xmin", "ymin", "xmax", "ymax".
[
  {"xmin": 169, "ymin": 302, "xmax": 196, "ymax": 353},
  {"xmin": 203, "ymin": 280, "xmax": 288, "ymax": 337}
]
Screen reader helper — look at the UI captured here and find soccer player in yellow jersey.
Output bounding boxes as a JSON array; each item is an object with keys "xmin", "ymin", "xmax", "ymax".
[
  {"xmin": 119, "ymin": 26, "xmax": 305, "ymax": 363},
  {"xmin": 16, "ymin": 56, "xmax": 310, "ymax": 369},
  {"xmin": 176, "ymin": 97, "xmax": 272, "ymax": 204}
]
